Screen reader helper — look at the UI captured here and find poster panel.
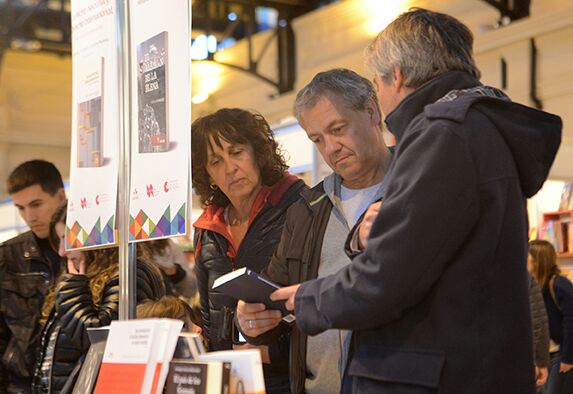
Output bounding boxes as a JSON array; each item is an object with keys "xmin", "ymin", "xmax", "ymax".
[
  {"xmin": 129, "ymin": 0, "xmax": 191, "ymax": 241},
  {"xmin": 67, "ymin": 0, "xmax": 119, "ymax": 249}
]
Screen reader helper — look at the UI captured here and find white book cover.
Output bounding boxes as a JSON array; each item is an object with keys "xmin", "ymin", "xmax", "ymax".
[
  {"xmin": 152, "ymin": 319, "xmax": 184, "ymax": 394},
  {"xmin": 94, "ymin": 319, "xmax": 163, "ymax": 394},
  {"xmin": 198, "ymin": 349, "xmax": 266, "ymax": 394}
]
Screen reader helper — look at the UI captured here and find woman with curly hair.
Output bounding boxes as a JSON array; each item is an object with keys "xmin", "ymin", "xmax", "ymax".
[
  {"xmin": 31, "ymin": 203, "xmax": 166, "ymax": 394},
  {"xmin": 192, "ymin": 108, "xmax": 306, "ymax": 393}
]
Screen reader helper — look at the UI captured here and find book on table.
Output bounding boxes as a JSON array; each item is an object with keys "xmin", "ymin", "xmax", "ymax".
[
  {"xmin": 93, "ymin": 318, "xmax": 183, "ymax": 394},
  {"xmin": 197, "ymin": 349, "xmax": 265, "ymax": 394},
  {"xmin": 164, "ymin": 360, "xmax": 230, "ymax": 394},
  {"xmin": 172, "ymin": 332, "xmax": 206, "ymax": 360},
  {"xmin": 211, "ymin": 267, "xmax": 295, "ymax": 322}
]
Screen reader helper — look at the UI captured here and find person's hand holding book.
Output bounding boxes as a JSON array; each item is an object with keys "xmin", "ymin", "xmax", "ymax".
[
  {"xmin": 270, "ymin": 284, "xmax": 300, "ymax": 312},
  {"xmin": 236, "ymin": 300, "xmax": 282, "ymax": 337}
]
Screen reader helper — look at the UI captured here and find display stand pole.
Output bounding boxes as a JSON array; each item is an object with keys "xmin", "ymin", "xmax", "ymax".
[{"xmin": 117, "ymin": 0, "xmax": 136, "ymax": 320}]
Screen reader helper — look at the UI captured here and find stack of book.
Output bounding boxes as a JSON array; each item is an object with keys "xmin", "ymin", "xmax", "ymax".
[{"xmin": 93, "ymin": 318, "xmax": 183, "ymax": 394}]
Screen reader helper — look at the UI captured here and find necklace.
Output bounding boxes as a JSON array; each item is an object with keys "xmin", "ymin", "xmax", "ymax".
[{"xmin": 225, "ymin": 206, "xmax": 248, "ymax": 226}]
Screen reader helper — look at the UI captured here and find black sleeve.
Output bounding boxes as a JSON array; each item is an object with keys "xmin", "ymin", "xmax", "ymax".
[
  {"xmin": 194, "ymin": 229, "xmax": 213, "ymax": 349},
  {"xmin": 0, "ymin": 310, "xmax": 8, "ymax": 393},
  {"xmin": 529, "ymin": 276, "xmax": 550, "ymax": 368},
  {"xmin": 296, "ymin": 124, "xmax": 480, "ymax": 335},
  {"xmin": 556, "ymin": 276, "xmax": 573, "ymax": 364},
  {"xmin": 0, "ymin": 247, "xmax": 11, "ymax": 393},
  {"xmin": 56, "ymin": 274, "xmax": 119, "ymax": 351}
]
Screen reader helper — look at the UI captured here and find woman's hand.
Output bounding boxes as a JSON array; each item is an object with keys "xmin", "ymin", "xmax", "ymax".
[
  {"xmin": 236, "ymin": 300, "xmax": 282, "ymax": 337},
  {"xmin": 560, "ymin": 362, "xmax": 573, "ymax": 373},
  {"xmin": 67, "ymin": 256, "xmax": 87, "ymax": 275}
]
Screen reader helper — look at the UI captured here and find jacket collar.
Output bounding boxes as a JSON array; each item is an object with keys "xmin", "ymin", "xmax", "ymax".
[
  {"xmin": 193, "ymin": 173, "xmax": 300, "ymax": 234},
  {"xmin": 385, "ymin": 71, "xmax": 481, "ymax": 142}
]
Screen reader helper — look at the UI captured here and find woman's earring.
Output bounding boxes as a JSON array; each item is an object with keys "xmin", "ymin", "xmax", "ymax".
[{"xmin": 209, "ymin": 184, "xmax": 218, "ymax": 191}]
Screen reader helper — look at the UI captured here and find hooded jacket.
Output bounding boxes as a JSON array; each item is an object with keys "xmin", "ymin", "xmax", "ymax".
[{"xmin": 295, "ymin": 71, "xmax": 562, "ymax": 393}]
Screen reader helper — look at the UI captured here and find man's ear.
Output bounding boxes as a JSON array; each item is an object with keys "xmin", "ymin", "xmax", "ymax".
[
  {"xmin": 366, "ymin": 99, "xmax": 382, "ymax": 126},
  {"xmin": 392, "ymin": 65, "xmax": 404, "ymax": 91},
  {"xmin": 56, "ymin": 187, "xmax": 66, "ymax": 203}
]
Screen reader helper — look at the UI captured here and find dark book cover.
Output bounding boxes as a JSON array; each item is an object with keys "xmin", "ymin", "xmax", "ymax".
[
  {"xmin": 137, "ymin": 31, "xmax": 169, "ymax": 154},
  {"xmin": 165, "ymin": 361, "xmax": 229, "ymax": 394},
  {"xmin": 212, "ymin": 267, "xmax": 294, "ymax": 321}
]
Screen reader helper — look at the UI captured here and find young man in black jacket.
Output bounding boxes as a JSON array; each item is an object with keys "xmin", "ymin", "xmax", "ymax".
[
  {"xmin": 0, "ymin": 160, "xmax": 66, "ymax": 393},
  {"xmin": 270, "ymin": 8, "xmax": 562, "ymax": 394},
  {"xmin": 236, "ymin": 68, "xmax": 393, "ymax": 393}
]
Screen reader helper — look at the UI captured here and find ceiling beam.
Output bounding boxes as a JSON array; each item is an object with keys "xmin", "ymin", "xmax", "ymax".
[{"xmin": 480, "ymin": 0, "xmax": 530, "ymax": 21}]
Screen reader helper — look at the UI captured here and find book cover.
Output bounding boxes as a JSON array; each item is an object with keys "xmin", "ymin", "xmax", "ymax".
[
  {"xmin": 173, "ymin": 332, "xmax": 206, "ymax": 360},
  {"xmin": 150, "ymin": 319, "xmax": 184, "ymax": 394},
  {"xmin": 164, "ymin": 360, "xmax": 230, "ymax": 394},
  {"xmin": 197, "ymin": 349, "xmax": 264, "ymax": 394},
  {"xmin": 77, "ymin": 57, "xmax": 104, "ymax": 167},
  {"xmin": 94, "ymin": 319, "xmax": 164, "ymax": 394},
  {"xmin": 137, "ymin": 31, "xmax": 169, "ymax": 153},
  {"xmin": 212, "ymin": 267, "xmax": 294, "ymax": 321},
  {"xmin": 559, "ymin": 183, "xmax": 573, "ymax": 211}
]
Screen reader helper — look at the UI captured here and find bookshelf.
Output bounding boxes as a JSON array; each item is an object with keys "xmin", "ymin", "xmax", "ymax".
[{"xmin": 541, "ymin": 210, "xmax": 573, "ymax": 265}]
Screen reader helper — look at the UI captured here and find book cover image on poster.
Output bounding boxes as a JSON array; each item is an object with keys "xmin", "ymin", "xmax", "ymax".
[
  {"xmin": 77, "ymin": 58, "xmax": 104, "ymax": 168},
  {"xmin": 137, "ymin": 31, "xmax": 169, "ymax": 154}
]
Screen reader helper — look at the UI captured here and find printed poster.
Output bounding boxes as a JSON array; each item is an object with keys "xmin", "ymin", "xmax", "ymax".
[
  {"xmin": 129, "ymin": 0, "xmax": 190, "ymax": 241},
  {"xmin": 67, "ymin": 0, "xmax": 118, "ymax": 249}
]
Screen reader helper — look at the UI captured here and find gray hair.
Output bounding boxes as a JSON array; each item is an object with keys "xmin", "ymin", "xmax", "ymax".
[
  {"xmin": 294, "ymin": 68, "xmax": 381, "ymax": 125},
  {"xmin": 365, "ymin": 8, "xmax": 481, "ymax": 88}
]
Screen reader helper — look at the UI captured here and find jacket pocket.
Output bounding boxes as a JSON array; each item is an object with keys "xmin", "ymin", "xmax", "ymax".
[
  {"xmin": 347, "ymin": 346, "xmax": 445, "ymax": 394},
  {"xmin": 0, "ymin": 271, "xmax": 47, "ymax": 320}
]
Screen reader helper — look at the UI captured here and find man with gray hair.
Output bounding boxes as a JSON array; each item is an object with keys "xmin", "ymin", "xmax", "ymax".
[
  {"xmin": 271, "ymin": 8, "xmax": 562, "ymax": 393},
  {"xmin": 236, "ymin": 68, "xmax": 392, "ymax": 393}
]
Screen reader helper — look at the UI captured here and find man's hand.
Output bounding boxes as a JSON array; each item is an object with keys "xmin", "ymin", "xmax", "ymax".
[
  {"xmin": 560, "ymin": 361, "xmax": 573, "ymax": 373},
  {"xmin": 535, "ymin": 366, "xmax": 548, "ymax": 386},
  {"xmin": 358, "ymin": 201, "xmax": 382, "ymax": 249},
  {"xmin": 270, "ymin": 284, "xmax": 301, "ymax": 312},
  {"xmin": 236, "ymin": 300, "xmax": 282, "ymax": 337}
]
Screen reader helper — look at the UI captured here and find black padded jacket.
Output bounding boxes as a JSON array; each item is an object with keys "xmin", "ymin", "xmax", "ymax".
[
  {"xmin": 31, "ymin": 259, "xmax": 166, "ymax": 394},
  {"xmin": 194, "ymin": 174, "xmax": 306, "ymax": 394}
]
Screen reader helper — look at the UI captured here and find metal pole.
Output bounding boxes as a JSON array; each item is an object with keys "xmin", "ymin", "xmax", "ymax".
[{"xmin": 116, "ymin": 0, "xmax": 136, "ymax": 320}]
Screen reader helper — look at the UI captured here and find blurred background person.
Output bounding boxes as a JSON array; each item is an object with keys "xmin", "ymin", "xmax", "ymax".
[
  {"xmin": 528, "ymin": 240, "xmax": 573, "ymax": 394},
  {"xmin": 137, "ymin": 295, "xmax": 203, "ymax": 335},
  {"xmin": 31, "ymin": 203, "xmax": 165, "ymax": 394},
  {"xmin": 529, "ymin": 272, "xmax": 550, "ymax": 390},
  {"xmin": 192, "ymin": 108, "xmax": 306, "ymax": 394},
  {"xmin": 139, "ymin": 238, "xmax": 197, "ymax": 298}
]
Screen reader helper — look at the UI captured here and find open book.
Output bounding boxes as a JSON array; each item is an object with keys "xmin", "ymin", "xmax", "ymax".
[{"xmin": 212, "ymin": 267, "xmax": 295, "ymax": 322}]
